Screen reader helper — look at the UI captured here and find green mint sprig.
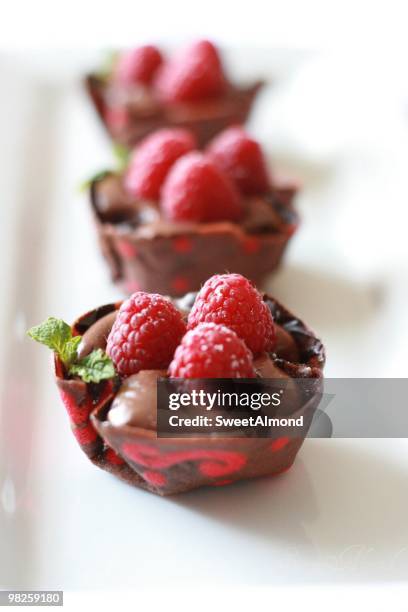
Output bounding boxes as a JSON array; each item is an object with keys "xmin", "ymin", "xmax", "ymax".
[
  {"xmin": 27, "ymin": 317, "xmax": 116, "ymax": 384},
  {"xmin": 69, "ymin": 349, "xmax": 115, "ymax": 383},
  {"xmin": 79, "ymin": 145, "xmax": 130, "ymax": 193},
  {"xmin": 96, "ymin": 49, "xmax": 120, "ymax": 82},
  {"xmin": 112, "ymin": 143, "xmax": 130, "ymax": 172},
  {"xmin": 79, "ymin": 169, "xmax": 111, "ymax": 193}
]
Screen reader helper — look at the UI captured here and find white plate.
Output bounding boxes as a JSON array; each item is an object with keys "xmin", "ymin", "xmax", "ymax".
[{"xmin": 1, "ymin": 48, "xmax": 408, "ymax": 590}]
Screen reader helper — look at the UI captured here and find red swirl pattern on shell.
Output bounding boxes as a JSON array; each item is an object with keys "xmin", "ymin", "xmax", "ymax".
[
  {"xmin": 122, "ymin": 442, "xmax": 247, "ymax": 485},
  {"xmin": 270, "ymin": 437, "xmax": 290, "ymax": 452}
]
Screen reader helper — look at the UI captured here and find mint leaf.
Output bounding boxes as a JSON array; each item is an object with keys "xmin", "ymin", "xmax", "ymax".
[
  {"xmin": 27, "ymin": 317, "xmax": 73, "ymax": 360},
  {"xmin": 79, "ymin": 169, "xmax": 111, "ymax": 193},
  {"xmin": 78, "ymin": 145, "xmax": 129, "ymax": 194},
  {"xmin": 97, "ymin": 49, "xmax": 119, "ymax": 81},
  {"xmin": 28, "ymin": 317, "xmax": 116, "ymax": 383},
  {"xmin": 112, "ymin": 143, "xmax": 130, "ymax": 172},
  {"xmin": 61, "ymin": 335, "xmax": 82, "ymax": 366},
  {"xmin": 69, "ymin": 349, "xmax": 116, "ymax": 383}
]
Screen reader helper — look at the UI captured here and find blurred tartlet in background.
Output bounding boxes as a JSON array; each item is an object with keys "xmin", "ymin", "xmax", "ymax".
[
  {"xmin": 88, "ymin": 126, "xmax": 299, "ymax": 296},
  {"xmin": 86, "ymin": 39, "xmax": 263, "ymax": 148}
]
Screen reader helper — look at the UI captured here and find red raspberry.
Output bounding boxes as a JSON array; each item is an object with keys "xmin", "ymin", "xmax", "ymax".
[
  {"xmin": 124, "ymin": 128, "xmax": 196, "ymax": 201},
  {"xmin": 107, "ymin": 292, "xmax": 186, "ymax": 376},
  {"xmin": 168, "ymin": 323, "xmax": 256, "ymax": 378},
  {"xmin": 207, "ymin": 126, "xmax": 270, "ymax": 195},
  {"xmin": 187, "ymin": 273, "xmax": 275, "ymax": 355},
  {"xmin": 161, "ymin": 152, "xmax": 242, "ymax": 222},
  {"xmin": 114, "ymin": 45, "xmax": 163, "ymax": 86},
  {"xmin": 154, "ymin": 40, "xmax": 227, "ymax": 103}
]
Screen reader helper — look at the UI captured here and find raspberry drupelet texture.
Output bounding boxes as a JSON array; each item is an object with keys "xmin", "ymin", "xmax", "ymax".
[
  {"xmin": 207, "ymin": 126, "xmax": 270, "ymax": 195},
  {"xmin": 114, "ymin": 45, "xmax": 163, "ymax": 86},
  {"xmin": 154, "ymin": 40, "xmax": 227, "ymax": 103},
  {"xmin": 125, "ymin": 128, "xmax": 197, "ymax": 201},
  {"xmin": 106, "ymin": 292, "xmax": 186, "ymax": 376},
  {"xmin": 168, "ymin": 323, "xmax": 256, "ymax": 379},
  {"xmin": 161, "ymin": 152, "xmax": 242, "ymax": 222},
  {"xmin": 187, "ymin": 273, "xmax": 275, "ymax": 355}
]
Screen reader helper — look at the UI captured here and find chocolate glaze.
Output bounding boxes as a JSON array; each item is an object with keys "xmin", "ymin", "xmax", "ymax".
[
  {"xmin": 90, "ymin": 173, "xmax": 299, "ymax": 296},
  {"xmin": 86, "ymin": 76, "xmax": 263, "ymax": 148}
]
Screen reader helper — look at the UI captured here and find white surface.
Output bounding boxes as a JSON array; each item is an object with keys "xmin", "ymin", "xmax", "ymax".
[
  {"xmin": 1, "ymin": 0, "xmax": 408, "ymax": 52},
  {"xmin": 1, "ymin": 49, "xmax": 408, "ymax": 591}
]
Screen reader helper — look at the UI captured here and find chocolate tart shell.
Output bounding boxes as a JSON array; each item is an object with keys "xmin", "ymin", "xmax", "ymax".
[
  {"xmin": 90, "ymin": 182, "xmax": 299, "ymax": 297},
  {"xmin": 86, "ymin": 75, "xmax": 263, "ymax": 148},
  {"xmin": 54, "ymin": 296, "xmax": 325, "ymax": 495}
]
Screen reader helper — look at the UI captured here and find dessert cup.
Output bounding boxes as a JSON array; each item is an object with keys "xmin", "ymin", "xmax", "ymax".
[
  {"xmin": 86, "ymin": 74, "xmax": 262, "ymax": 149},
  {"xmin": 90, "ymin": 173, "xmax": 299, "ymax": 296},
  {"xmin": 54, "ymin": 294, "xmax": 325, "ymax": 495}
]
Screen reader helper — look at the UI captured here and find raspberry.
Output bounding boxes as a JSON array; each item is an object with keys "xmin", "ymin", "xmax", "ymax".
[
  {"xmin": 207, "ymin": 126, "xmax": 270, "ymax": 195},
  {"xmin": 161, "ymin": 152, "xmax": 242, "ymax": 222},
  {"xmin": 106, "ymin": 292, "xmax": 186, "ymax": 376},
  {"xmin": 154, "ymin": 40, "xmax": 227, "ymax": 103},
  {"xmin": 187, "ymin": 273, "xmax": 275, "ymax": 355},
  {"xmin": 168, "ymin": 323, "xmax": 256, "ymax": 378},
  {"xmin": 124, "ymin": 128, "xmax": 196, "ymax": 201},
  {"xmin": 114, "ymin": 45, "xmax": 163, "ymax": 86}
]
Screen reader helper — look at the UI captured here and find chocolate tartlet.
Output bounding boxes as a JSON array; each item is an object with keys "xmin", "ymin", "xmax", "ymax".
[
  {"xmin": 90, "ymin": 169, "xmax": 298, "ymax": 297},
  {"xmin": 87, "ymin": 77, "xmax": 262, "ymax": 149},
  {"xmin": 86, "ymin": 40, "xmax": 262, "ymax": 148},
  {"xmin": 54, "ymin": 293, "xmax": 324, "ymax": 495}
]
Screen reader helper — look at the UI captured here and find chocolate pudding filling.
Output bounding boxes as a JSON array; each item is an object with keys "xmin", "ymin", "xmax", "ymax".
[
  {"xmin": 108, "ymin": 370, "xmax": 166, "ymax": 430},
  {"xmin": 77, "ymin": 311, "xmax": 117, "ymax": 359},
  {"xmin": 75, "ymin": 294, "xmax": 322, "ymax": 433},
  {"xmin": 92, "ymin": 173, "xmax": 298, "ymax": 236}
]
